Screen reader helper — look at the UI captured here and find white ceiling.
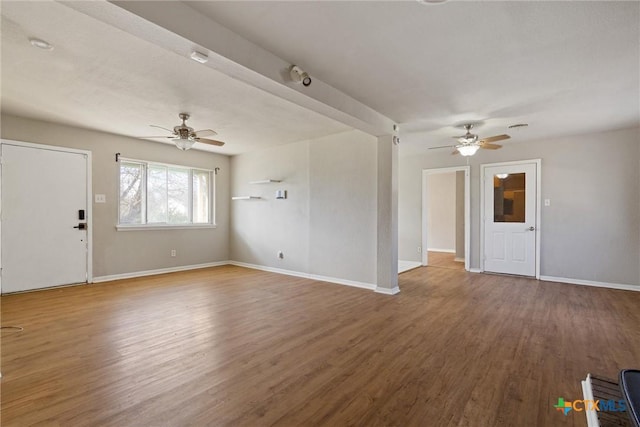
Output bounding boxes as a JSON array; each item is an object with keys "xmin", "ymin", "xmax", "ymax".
[
  {"xmin": 2, "ymin": 1, "xmax": 639, "ymax": 156},
  {"xmin": 0, "ymin": 1, "xmax": 349, "ymax": 155},
  {"xmin": 188, "ymin": 0, "xmax": 640, "ymax": 153}
]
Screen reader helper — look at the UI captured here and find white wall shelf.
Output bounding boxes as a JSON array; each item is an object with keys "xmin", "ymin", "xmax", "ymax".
[
  {"xmin": 249, "ymin": 179, "xmax": 281, "ymax": 184},
  {"xmin": 231, "ymin": 196, "xmax": 262, "ymax": 200}
]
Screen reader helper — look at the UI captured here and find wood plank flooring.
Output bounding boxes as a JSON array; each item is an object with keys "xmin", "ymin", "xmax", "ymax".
[
  {"xmin": 2, "ymin": 265, "xmax": 639, "ymax": 426},
  {"xmin": 427, "ymin": 251, "xmax": 465, "ymax": 270}
]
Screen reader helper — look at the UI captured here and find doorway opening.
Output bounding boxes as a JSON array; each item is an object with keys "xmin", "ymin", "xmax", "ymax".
[{"xmin": 422, "ymin": 166, "xmax": 470, "ymax": 271}]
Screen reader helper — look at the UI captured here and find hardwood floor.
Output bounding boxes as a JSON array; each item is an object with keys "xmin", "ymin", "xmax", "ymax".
[
  {"xmin": 427, "ymin": 251, "xmax": 465, "ymax": 270},
  {"xmin": 2, "ymin": 265, "xmax": 639, "ymax": 426}
]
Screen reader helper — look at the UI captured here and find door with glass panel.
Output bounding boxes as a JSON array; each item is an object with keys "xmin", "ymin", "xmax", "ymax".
[{"xmin": 483, "ymin": 162, "xmax": 538, "ymax": 276}]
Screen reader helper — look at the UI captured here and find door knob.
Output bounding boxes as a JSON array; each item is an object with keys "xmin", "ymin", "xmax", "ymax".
[
  {"xmin": 527, "ymin": 226, "xmax": 535, "ymax": 231},
  {"xmin": 73, "ymin": 223, "xmax": 87, "ymax": 230}
]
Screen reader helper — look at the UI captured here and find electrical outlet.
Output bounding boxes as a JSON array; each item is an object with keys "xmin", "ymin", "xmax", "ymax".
[
  {"xmin": 277, "ymin": 251, "xmax": 284, "ymax": 259},
  {"xmin": 171, "ymin": 249, "xmax": 176, "ymax": 257},
  {"xmin": 417, "ymin": 246, "xmax": 422, "ymax": 254}
]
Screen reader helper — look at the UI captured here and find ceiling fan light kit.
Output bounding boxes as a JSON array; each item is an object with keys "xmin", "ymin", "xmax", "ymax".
[
  {"xmin": 456, "ymin": 144, "xmax": 480, "ymax": 156},
  {"xmin": 173, "ymin": 138, "xmax": 195, "ymax": 151}
]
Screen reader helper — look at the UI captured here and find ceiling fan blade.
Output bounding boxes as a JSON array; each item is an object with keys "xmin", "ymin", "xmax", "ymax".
[
  {"xmin": 429, "ymin": 144, "xmax": 456, "ymax": 150},
  {"xmin": 194, "ymin": 129, "xmax": 218, "ymax": 137},
  {"xmin": 451, "ymin": 149, "xmax": 460, "ymax": 155},
  {"xmin": 196, "ymin": 138, "xmax": 225, "ymax": 147},
  {"xmin": 139, "ymin": 136, "xmax": 174, "ymax": 139},
  {"xmin": 480, "ymin": 134, "xmax": 510, "ymax": 143},
  {"xmin": 150, "ymin": 124, "xmax": 174, "ymax": 133},
  {"xmin": 481, "ymin": 143, "xmax": 502, "ymax": 150}
]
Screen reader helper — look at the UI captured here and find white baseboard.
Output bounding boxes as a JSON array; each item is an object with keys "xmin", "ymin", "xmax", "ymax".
[
  {"xmin": 228, "ymin": 260, "xmax": 305, "ymax": 280},
  {"xmin": 92, "ymin": 259, "xmax": 402, "ymax": 295},
  {"xmin": 375, "ymin": 286, "xmax": 400, "ymax": 295},
  {"xmin": 539, "ymin": 275, "xmax": 640, "ymax": 292},
  {"xmin": 92, "ymin": 261, "xmax": 229, "ymax": 283},
  {"xmin": 468, "ymin": 268, "xmax": 482, "ymax": 273},
  {"xmin": 427, "ymin": 248, "xmax": 455, "ymax": 253},
  {"xmin": 398, "ymin": 260, "xmax": 422, "ymax": 273},
  {"xmin": 454, "ymin": 257, "xmax": 465, "ymax": 263},
  {"xmin": 228, "ymin": 261, "xmax": 377, "ymax": 291}
]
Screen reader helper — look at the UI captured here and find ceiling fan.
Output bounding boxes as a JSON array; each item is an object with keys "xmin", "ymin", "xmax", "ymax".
[
  {"xmin": 429, "ymin": 124, "xmax": 510, "ymax": 156},
  {"xmin": 142, "ymin": 113, "xmax": 225, "ymax": 151}
]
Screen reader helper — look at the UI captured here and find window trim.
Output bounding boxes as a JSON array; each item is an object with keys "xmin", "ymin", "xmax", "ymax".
[
  {"xmin": 117, "ymin": 157, "xmax": 216, "ymax": 230},
  {"xmin": 115, "ymin": 223, "xmax": 217, "ymax": 231}
]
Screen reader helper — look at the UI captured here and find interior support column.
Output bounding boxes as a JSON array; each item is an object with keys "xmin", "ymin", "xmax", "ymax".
[{"xmin": 376, "ymin": 134, "xmax": 399, "ymax": 295}]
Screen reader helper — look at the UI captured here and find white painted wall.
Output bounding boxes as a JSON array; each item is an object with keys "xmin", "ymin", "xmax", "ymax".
[
  {"xmin": 399, "ymin": 126, "xmax": 640, "ymax": 287},
  {"xmin": 230, "ymin": 142, "xmax": 310, "ymax": 273},
  {"xmin": 2, "ymin": 115, "xmax": 382, "ymax": 288},
  {"xmin": 1, "ymin": 114, "xmax": 230, "ymax": 278},
  {"xmin": 426, "ymin": 172, "xmax": 456, "ymax": 252},
  {"xmin": 309, "ymin": 132, "xmax": 377, "ymax": 283},
  {"xmin": 230, "ymin": 130, "xmax": 378, "ymax": 285}
]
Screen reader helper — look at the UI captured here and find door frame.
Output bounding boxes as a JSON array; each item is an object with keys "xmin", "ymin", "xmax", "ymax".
[
  {"xmin": 0, "ymin": 139, "xmax": 93, "ymax": 292},
  {"xmin": 421, "ymin": 166, "xmax": 471, "ymax": 271},
  {"xmin": 480, "ymin": 159, "xmax": 541, "ymax": 279}
]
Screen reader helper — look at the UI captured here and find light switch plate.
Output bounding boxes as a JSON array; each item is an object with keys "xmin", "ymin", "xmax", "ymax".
[
  {"xmin": 544, "ymin": 199, "xmax": 551, "ymax": 206},
  {"xmin": 95, "ymin": 194, "xmax": 106, "ymax": 203}
]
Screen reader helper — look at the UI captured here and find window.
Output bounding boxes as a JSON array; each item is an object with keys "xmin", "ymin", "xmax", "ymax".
[
  {"xmin": 118, "ymin": 159, "xmax": 214, "ymax": 228},
  {"xmin": 493, "ymin": 173, "xmax": 526, "ymax": 223}
]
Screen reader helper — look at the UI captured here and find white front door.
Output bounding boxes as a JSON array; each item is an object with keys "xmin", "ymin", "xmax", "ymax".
[
  {"xmin": 483, "ymin": 162, "xmax": 538, "ymax": 277},
  {"xmin": 1, "ymin": 142, "xmax": 90, "ymax": 293}
]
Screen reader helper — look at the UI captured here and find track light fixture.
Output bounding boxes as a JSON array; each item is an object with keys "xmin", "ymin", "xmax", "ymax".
[{"xmin": 290, "ymin": 65, "xmax": 312, "ymax": 87}]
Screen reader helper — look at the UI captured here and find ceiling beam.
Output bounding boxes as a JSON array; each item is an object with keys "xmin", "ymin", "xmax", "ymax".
[{"xmin": 64, "ymin": 1, "xmax": 396, "ymax": 137}]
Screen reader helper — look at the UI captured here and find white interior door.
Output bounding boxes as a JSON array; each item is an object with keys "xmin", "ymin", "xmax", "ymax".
[
  {"xmin": 483, "ymin": 162, "xmax": 538, "ymax": 276},
  {"xmin": 1, "ymin": 143, "xmax": 89, "ymax": 293}
]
